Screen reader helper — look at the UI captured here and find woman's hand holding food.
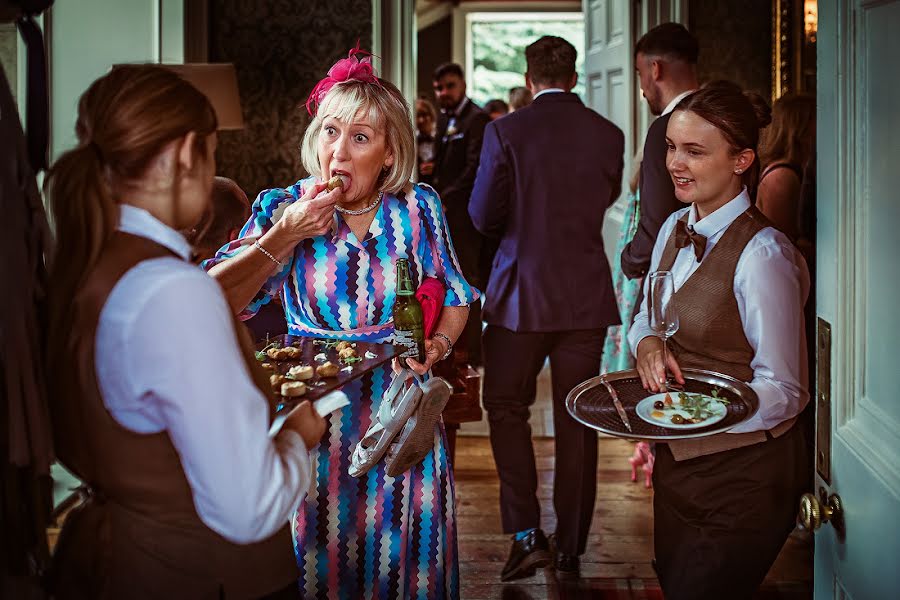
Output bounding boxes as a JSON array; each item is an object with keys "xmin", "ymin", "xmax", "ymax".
[
  {"xmin": 636, "ymin": 336, "xmax": 685, "ymax": 393},
  {"xmin": 274, "ymin": 181, "xmax": 340, "ymax": 244},
  {"xmin": 282, "ymin": 400, "xmax": 327, "ymax": 450}
]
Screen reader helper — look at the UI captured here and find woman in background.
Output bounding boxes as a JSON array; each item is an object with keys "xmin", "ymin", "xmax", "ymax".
[
  {"xmin": 508, "ymin": 86, "xmax": 533, "ymax": 111},
  {"xmin": 601, "ymin": 149, "xmax": 644, "ymax": 373},
  {"xmin": 415, "ymin": 95, "xmax": 437, "ymax": 185},
  {"xmin": 757, "ymin": 93, "xmax": 815, "ymax": 241}
]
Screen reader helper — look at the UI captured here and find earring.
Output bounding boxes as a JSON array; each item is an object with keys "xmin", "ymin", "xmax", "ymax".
[{"xmin": 735, "ymin": 169, "xmax": 743, "ymax": 174}]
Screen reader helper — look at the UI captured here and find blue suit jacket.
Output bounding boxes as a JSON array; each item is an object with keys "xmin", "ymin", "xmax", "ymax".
[{"xmin": 469, "ymin": 92, "xmax": 624, "ymax": 332}]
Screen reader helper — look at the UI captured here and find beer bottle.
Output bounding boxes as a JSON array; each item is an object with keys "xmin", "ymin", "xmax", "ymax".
[{"xmin": 393, "ymin": 258, "xmax": 426, "ymax": 365}]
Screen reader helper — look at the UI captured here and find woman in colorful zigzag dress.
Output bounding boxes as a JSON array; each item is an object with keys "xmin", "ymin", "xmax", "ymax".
[{"xmin": 205, "ymin": 47, "xmax": 478, "ymax": 599}]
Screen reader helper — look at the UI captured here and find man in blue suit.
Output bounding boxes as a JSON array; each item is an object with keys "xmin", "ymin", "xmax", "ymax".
[{"xmin": 469, "ymin": 35, "xmax": 624, "ymax": 582}]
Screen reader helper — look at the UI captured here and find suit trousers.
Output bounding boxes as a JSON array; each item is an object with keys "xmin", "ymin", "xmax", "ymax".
[
  {"xmin": 652, "ymin": 424, "xmax": 806, "ymax": 600},
  {"xmin": 482, "ymin": 325, "xmax": 606, "ymax": 556}
]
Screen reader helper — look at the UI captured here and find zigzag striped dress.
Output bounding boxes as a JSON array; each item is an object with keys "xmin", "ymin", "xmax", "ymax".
[{"xmin": 205, "ymin": 178, "xmax": 478, "ymax": 599}]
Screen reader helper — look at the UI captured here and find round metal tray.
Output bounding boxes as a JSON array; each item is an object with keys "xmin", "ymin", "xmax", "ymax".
[{"xmin": 566, "ymin": 368, "xmax": 759, "ymax": 441}]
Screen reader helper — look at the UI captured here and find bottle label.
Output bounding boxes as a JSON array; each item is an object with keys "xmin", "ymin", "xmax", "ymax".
[{"xmin": 394, "ymin": 329, "xmax": 424, "ymax": 360}]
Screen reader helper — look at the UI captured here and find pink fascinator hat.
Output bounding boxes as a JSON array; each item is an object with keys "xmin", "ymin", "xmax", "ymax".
[{"xmin": 305, "ymin": 42, "xmax": 382, "ymax": 116}]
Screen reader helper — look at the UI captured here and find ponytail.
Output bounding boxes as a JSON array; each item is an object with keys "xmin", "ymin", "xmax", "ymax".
[
  {"xmin": 45, "ymin": 145, "xmax": 117, "ymax": 331},
  {"xmin": 44, "ymin": 64, "xmax": 216, "ymax": 345}
]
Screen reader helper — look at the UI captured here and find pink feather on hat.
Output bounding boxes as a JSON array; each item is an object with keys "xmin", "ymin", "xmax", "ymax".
[{"xmin": 305, "ymin": 42, "xmax": 382, "ymax": 116}]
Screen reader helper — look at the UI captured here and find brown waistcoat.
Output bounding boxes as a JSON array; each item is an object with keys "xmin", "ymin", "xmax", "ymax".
[
  {"xmin": 658, "ymin": 207, "xmax": 795, "ymax": 461},
  {"xmin": 48, "ymin": 232, "xmax": 297, "ymax": 599}
]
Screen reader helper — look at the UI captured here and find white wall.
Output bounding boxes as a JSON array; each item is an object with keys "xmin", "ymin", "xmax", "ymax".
[{"xmin": 48, "ymin": 0, "xmax": 183, "ymax": 160}]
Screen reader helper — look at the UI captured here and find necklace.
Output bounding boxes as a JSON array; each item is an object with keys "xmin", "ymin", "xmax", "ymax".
[{"xmin": 335, "ymin": 191, "xmax": 384, "ymax": 216}]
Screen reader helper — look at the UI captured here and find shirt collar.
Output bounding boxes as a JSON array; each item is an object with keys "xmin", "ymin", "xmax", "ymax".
[
  {"xmin": 688, "ymin": 187, "xmax": 752, "ymax": 238},
  {"xmin": 441, "ymin": 96, "xmax": 470, "ymax": 118},
  {"xmin": 661, "ymin": 89, "xmax": 696, "ymax": 116},
  {"xmin": 118, "ymin": 203, "xmax": 193, "ymax": 260},
  {"xmin": 533, "ymin": 88, "xmax": 565, "ymax": 100}
]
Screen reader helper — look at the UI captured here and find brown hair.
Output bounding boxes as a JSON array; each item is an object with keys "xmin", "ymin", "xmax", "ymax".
[
  {"xmin": 674, "ymin": 81, "xmax": 772, "ymax": 196},
  {"xmin": 634, "ymin": 22, "xmax": 699, "ymax": 64},
  {"xmin": 45, "ymin": 64, "xmax": 216, "ymax": 332},
  {"xmin": 525, "ymin": 36, "xmax": 576, "ymax": 87},
  {"xmin": 508, "ymin": 86, "xmax": 533, "ymax": 111},
  {"xmin": 759, "ymin": 93, "xmax": 815, "ymax": 170},
  {"xmin": 186, "ymin": 177, "xmax": 251, "ymax": 262}
]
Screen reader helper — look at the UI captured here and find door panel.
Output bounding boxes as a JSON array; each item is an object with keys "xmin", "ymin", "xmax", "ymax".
[
  {"xmin": 815, "ymin": 1, "xmax": 900, "ymax": 598},
  {"xmin": 584, "ymin": 0, "xmax": 633, "ymax": 266}
]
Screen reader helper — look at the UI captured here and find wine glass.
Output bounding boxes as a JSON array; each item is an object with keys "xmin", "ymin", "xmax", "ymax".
[{"xmin": 647, "ymin": 271, "xmax": 680, "ymax": 391}]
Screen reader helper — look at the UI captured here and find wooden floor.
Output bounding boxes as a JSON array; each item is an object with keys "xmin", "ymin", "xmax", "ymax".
[{"xmin": 453, "ymin": 435, "xmax": 813, "ymax": 600}]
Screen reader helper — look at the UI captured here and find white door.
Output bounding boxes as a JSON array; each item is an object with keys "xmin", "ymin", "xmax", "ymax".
[
  {"xmin": 583, "ymin": 0, "xmax": 634, "ymax": 265},
  {"xmin": 584, "ymin": 0, "xmax": 686, "ymax": 266},
  {"xmin": 813, "ymin": 1, "xmax": 900, "ymax": 598}
]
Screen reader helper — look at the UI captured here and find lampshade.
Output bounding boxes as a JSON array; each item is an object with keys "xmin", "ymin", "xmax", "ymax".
[{"xmin": 160, "ymin": 63, "xmax": 244, "ymax": 130}]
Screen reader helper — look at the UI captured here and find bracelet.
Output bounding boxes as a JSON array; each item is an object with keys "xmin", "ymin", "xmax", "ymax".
[
  {"xmin": 432, "ymin": 332, "xmax": 453, "ymax": 361},
  {"xmin": 254, "ymin": 240, "xmax": 283, "ymax": 267}
]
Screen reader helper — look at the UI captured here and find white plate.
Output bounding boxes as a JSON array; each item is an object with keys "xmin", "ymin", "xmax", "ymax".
[{"xmin": 635, "ymin": 392, "xmax": 728, "ymax": 429}]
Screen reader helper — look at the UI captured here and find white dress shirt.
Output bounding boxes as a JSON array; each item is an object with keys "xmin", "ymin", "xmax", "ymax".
[
  {"xmin": 661, "ymin": 89, "xmax": 696, "ymax": 116},
  {"xmin": 532, "ymin": 88, "xmax": 565, "ymax": 100},
  {"xmin": 95, "ymin": 204, "xmax": 312, "ymax": 543},
  {"xmin": 628, "ymin": 189, "xmax": 810, "ymax": 433}
]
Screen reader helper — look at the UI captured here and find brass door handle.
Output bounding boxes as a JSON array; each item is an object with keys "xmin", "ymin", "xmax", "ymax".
[{"xmin": 799, "ymin": 491, "xmax": 843, "ymax": 531}]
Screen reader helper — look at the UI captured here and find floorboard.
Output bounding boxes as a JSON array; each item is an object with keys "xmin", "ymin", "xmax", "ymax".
[{"xmin": 454, "ymin": 435, "xmax": 813, "ymax": 599}]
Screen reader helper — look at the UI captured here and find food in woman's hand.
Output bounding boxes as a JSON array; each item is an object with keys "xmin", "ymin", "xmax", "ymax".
[
  {"xmin": 281, "ymin": 381, "xmax": 307, "ymax": 397},
  {"xmin": 287, "ymin": 364, "xmax": 314, "ymax": 380},
  {"xmin": 270, "ymin": 374, "xmax": 286, "ymax": 393},
  {"xmin": 316, "ymin": 361, "xmax": 339, "ymax": 378},
  {"xmin": 327, "ymin": 175, "xmax": 346, "ymax": 191}
]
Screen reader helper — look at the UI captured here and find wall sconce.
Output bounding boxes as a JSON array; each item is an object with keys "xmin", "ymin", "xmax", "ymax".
[
  {"xmin": 804, "ymin": 0, "xmax": 818, "ymax": 43},
  {"xmin": 160, "ymin": 63, "xmax": 244, "ymax": 130}
]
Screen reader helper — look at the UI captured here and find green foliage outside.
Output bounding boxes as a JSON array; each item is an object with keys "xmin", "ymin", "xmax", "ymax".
[{"xmin": 469, "ymin": 18, "xmax": 585, "ymax": 108}]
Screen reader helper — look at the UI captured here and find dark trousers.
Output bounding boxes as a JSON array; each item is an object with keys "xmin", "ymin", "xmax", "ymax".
[
  {"xmin": 652, "ymin": 424, "xmax": 806, "ymax": 600},
  {"xmin": 482, "ymin": 325, "xmax": 606, "ymax": 556}
]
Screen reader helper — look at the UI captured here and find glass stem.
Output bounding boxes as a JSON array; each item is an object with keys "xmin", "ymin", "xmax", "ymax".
[{"xmin": 662, "ymin": 336, "xmax": 669, "ymax": 392}]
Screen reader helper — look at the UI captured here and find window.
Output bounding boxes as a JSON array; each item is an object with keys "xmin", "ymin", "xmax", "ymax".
[{"xmin": 466, "ymin": 12, "xmax": 585, "ymax": 107}]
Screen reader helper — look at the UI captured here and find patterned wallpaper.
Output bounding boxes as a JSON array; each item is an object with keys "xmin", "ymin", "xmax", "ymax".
[
  {"xmin": 689, "ymin": 0, "xmax": 772, "ymax": 101},
  {"xmin": 209, "ymin": 1, "xmax": 372, "ymax": 200}
]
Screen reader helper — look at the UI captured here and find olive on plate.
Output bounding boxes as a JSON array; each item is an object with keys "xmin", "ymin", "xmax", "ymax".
[
  {"xmin": 653, "ymin": 400, "xmax": 665, "ymax": 410},
  {"xmin": 670, "ymin": 414, "xmax": 685, "ymax": 425}
]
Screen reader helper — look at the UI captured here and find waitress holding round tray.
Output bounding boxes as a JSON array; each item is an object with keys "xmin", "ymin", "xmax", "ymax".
[{"xmin": 627, "ymin": 82, "xmax": 810, "ymax": 599}]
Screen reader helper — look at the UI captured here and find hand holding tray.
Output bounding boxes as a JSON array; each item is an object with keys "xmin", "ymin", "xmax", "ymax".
[{"xmin": 566, "ymin": 368, "xmax": 759, "ymax": 441}]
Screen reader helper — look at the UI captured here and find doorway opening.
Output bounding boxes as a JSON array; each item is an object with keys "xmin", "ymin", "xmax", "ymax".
[{"xmin": 464, "ymin": 11, "xmax": 584, "ymax": 106}]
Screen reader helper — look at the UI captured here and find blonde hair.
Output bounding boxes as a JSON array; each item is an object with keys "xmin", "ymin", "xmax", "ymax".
[{"xmin": 301, "ymin": 79, "xmax": 415, "ymax": 195}]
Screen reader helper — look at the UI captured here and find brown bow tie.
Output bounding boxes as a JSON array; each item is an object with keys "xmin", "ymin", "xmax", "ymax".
[{"xmin": 674, "ymin": 220, "xmax": 708, "ymax": 262}]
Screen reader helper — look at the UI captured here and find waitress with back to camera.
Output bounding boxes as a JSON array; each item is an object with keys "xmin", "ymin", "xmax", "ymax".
[{"xmin": 628, "ymin": 83, "xmax": 810, "ymax": 600}]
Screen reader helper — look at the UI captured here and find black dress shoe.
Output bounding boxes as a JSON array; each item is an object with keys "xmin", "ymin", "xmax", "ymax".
[
  {"xmin": 548, "ymin": 533, "xmax": 581, "ymax": 580},
  {"xmin": 500, "ymin": 529, "xmax": 552, "ymax": 582},
  {"xmin": 554, "ymin": 552, "xmax": 580, "ymax": 580}
]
